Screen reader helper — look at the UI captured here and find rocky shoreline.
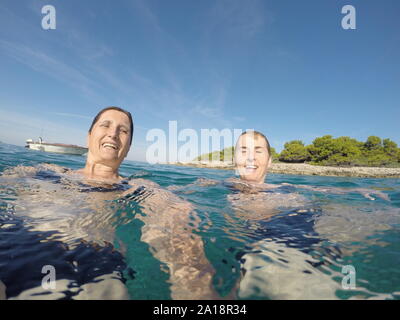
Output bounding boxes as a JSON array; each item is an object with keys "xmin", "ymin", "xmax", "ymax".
[
  {"xmin": 171, "ymin": 161, "xmax": 400, "ymax": 178},
  {"xmin": 269, "ymin": 162, "xmax": 400, "ymax": 178}
]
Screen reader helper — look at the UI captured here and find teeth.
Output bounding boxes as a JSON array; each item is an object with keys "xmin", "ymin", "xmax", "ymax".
[
  {"xmin": 246, "ymin": 166, "xmax": 257, "ymax": 169},
  {"xmin": 103, "ymin": 143, "xmax": 117, "ymax": 149}
]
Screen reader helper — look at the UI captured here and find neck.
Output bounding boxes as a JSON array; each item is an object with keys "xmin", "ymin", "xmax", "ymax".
[
  {"xmin": 82, "ymin": 159, "xmax": 120, "ymax": 183},
  {"xmin": 240, "ymin": 176, "xmax": 266, "ymax": 185},
  {"xmin": 249, "ymin": 179, "xmax": 266, "ymax": 186}
]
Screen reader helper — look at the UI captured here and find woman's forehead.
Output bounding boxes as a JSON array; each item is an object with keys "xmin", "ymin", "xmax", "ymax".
[
  {"xmin": 98, "ymin": 110, "xmax": 130, "ymax": 125},
  {"xmin": 237, "ymin": 134, "xmax": 267, "ymax": 148}
]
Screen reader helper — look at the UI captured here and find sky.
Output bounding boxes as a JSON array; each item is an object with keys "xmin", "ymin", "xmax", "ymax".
[{"xmin": 0, "ymin": 0, "xmax": 399, "ymax": 162}]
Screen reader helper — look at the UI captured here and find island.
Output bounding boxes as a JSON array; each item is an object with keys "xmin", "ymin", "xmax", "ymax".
[{"xmin": 171, "ymin": 135, "xmax": 400, "ymax": 178}]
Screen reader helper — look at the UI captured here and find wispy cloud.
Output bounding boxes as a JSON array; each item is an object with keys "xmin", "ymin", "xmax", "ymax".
[
  {"xmin": 193, "ymin": 105, "xmax": 223, "ymax": 119},
  {"xmin": 0, "ymin": 39, "xmax": 102, "ymax": 101},
  {"xmin": 1, "ymin": 0, "xmax": 236, "ymax": 130},
  {"xmin": 190, "ymin": 85, "xmax": 229, "ymax": 124},
  {"xmin": 207, "ymin": 0, "xmax": 269, "ymax": 39},
  {"xmin": 233, "ymin": 116, "xmax": 246, "ymax": 122},
  {"xmin": 0, "ymin": 0, "xmax": 250, "ymax": 153},
  {"xmin": 52, "ymin": 112, "xmax": 92, "ymax": 120}
]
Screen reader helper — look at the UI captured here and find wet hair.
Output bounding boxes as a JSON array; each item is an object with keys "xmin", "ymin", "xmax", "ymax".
[
  {"xmin": 236, "ymin": 130, "xmax": 272, "ymax": 158},
  {"xmin": 88, "ymin": 106, "xmax": 134, "ymax": 146}
]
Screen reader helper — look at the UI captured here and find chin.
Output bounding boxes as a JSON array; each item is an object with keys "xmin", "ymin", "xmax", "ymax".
[
  {"xmin": 100, "ymin": 153, "xmax": 117, "ymax": 160},
  {"xmin": 100, "ymin": 156, "xmax": 121, "ymax": 164},
  {"xmin": 240, "ymin": 175, "xmax": 256, "ymax": 182},
  {"xmin": 240, "ymin": 174, "xmax": 263, "ymax": 183}
]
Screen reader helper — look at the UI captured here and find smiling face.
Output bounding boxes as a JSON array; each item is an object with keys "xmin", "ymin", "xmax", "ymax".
[
  {"xmin": 87, "ymin": 109, "xmax": 132, "ymax": 168},
  {"xmin": 234, "ymin": 132, "xmax": 272, "ymax": 184}
]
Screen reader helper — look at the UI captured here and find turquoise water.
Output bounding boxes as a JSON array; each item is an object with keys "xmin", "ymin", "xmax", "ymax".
[{"xmin": 0, "ymin": 142, "xmax": 399, "ymax": 299}]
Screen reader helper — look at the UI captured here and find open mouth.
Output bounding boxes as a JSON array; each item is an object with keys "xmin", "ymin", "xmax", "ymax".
[
  {"xmin": 102, "ymin": 142, "xmax": 119, "ymax": 150},
  {"xmin": 245, "ymin": 165, "xmax": 258, "ymax": 169}
]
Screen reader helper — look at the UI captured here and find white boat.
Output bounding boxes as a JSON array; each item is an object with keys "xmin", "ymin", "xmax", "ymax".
[{"xmin": 25, "ymin": 137, "xmax": 88, "ymax": 156}]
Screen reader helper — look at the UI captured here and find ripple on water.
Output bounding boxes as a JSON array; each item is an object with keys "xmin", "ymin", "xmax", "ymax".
[{"xmin": 1, "ymin": 144, "xmax": 400, "ymax": 300}]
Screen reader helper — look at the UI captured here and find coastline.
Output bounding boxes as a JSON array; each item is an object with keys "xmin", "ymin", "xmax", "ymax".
[{"xmin": 170, "ymin": 161, "xmax": 400, "ymax": 178}]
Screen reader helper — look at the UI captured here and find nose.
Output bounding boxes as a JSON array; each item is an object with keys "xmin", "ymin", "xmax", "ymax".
[
  {"xmin": 247, "ymin": 150, "xmax": 255, "ymax": 162},
  {"xmin": 107, "ymin": 126, "xmax": 118, "ymax": 139}
]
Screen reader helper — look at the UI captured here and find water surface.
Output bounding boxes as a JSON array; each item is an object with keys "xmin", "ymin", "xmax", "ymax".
[{"xmin": 0, "ymin": 143, "xmax": 399, "ymax": 299}]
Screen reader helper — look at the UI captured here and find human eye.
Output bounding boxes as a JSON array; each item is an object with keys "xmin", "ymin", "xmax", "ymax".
[{"xmin": 120, "ymin": 127, "xmax": 129, "ymax": 134}]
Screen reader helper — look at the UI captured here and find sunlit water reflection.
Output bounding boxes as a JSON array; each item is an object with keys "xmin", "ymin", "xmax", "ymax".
[{"xmin": 0, "ymin": 143, "xmax": 399, "ymax": 299}]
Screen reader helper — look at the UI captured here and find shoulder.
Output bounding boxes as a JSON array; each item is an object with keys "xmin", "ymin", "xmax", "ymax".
[
  {"xmin": 1, "ymin": 165, "xmax": 38, "ymax": 177},
  {"xmin": 1, "ymin": 163, "xmax": 70, "ymax": 177},
  {"xmin": 127, "ymin": 178, "xmax": 161, "ymax": 189},
  {"xmin": 39, "ymin": 163, "xmax": 71, "ymax": 174}
]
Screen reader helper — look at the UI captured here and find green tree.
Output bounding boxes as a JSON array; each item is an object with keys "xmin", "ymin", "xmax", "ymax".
[
  {"xmin": 361, "ymin": 136, "xmax": 394, "ymax": 166},
  {"xmin": 219, "ymin": 146, "xmax": 234, "ymax": 162},
  {"xmin": 307, "ymin": 135, "xmax": 335, "ymax": 163},
  {"xmin": 383, "ymin": 138, "xmax": 398, "ymax": 157},
  {"xmin": 329, "ymin": 136, "xmax": 362, "ymax": 166},
  {"xmin": 279, "ymin": 140, "xmax": 310, "ymax": 163},
  {"xmin": 364, "ymin": 136, "xmax": 382, "ymax": 151},
  {"xmin": 270, "ymin": 147, "xmax": 280, "ymax": 162},
  {"xmin": 308, "ymin": 136, "xmax": 363, "ymax": 166},
  {"xmin": 195, "ymin": 150, "xmax": 220, "ymax": 162}
]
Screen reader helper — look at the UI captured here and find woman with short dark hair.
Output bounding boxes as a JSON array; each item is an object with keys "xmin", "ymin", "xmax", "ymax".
[{"xmin": 76, "ymin": 106, "xmax": 134, "ymax": 183}]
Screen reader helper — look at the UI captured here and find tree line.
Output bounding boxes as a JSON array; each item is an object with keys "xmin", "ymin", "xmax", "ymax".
[
  {"xmin": 278, "ymin": 135, "xmax": 400, "ymax": 167},
  {"xmin": 194, "ymin": 135, "xmax": 400, "ymax": 167}
]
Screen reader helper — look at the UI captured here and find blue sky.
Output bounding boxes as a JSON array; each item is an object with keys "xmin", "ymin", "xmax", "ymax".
[{"xmin": 0, "ymin": 0, "xmax": 399, "ymax": 161}]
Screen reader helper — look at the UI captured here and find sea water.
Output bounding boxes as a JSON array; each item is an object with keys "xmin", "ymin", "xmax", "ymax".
[{"xmin": 0, "ymin": 142, "xmax": 399, "ymax": 299}]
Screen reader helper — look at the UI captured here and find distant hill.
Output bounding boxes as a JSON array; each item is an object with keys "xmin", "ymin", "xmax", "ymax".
[
  {"xmin": 194, "ymin": 146, "xmax": 234, "ymax": 162},
  {"xmin": 194, "ymin": 146, "xmax": 280, "ymax": 163}
]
